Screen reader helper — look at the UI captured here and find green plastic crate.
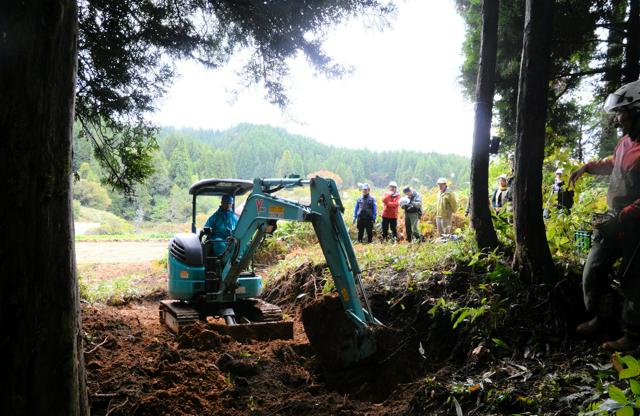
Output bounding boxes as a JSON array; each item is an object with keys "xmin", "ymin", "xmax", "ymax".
[{"xmin": 575, "ymin": 230, "xmax": 592, "ymax": 253}]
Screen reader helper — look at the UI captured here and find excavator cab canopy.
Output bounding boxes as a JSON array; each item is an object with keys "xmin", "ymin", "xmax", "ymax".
[
  {"xmin": 189, "ymin": 178, "xmax": 253, "ymax": 233},
  {"xmin": 189, "ymin": 178, "xmax": 253, "ymax": 197}
]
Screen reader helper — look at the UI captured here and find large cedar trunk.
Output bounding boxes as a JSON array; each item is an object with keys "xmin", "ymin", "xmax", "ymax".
[
  {"xmin": 0, "ymin": 1, "xmax": 88, "ymax": 415},
  {"xmin": 470, "ymin": 0, "xmax": 500, "ymax": 251},
  {"xmin": 624, "ymin": 0, "xmax": 640, "ymax": 83},
  {"xmin": 512, "ymin": 0, "xmax": 555, "ymax": 284}
]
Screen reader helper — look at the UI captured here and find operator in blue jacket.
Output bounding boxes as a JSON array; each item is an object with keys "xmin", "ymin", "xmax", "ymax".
[
  {"xmin": 204, "ymin": 194, "xmax": 238, "ymax": 255},
  {"xmin": 353, "ymin": 183, "xmax": 377, "ymax": 243}
]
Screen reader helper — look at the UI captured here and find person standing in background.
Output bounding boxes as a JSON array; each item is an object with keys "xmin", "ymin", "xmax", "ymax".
[
  {"xmin": 381, "ymin": 181, "xmax": 401, "ymax": 241},
  {"xmin": 435, "ymin": 178, "xmax": 458, "ymax": 235},
  {"xmin": 353, "ymin": 183, "xmax": 377, "ymax": 243},
  {"xmin": 401, "ymin": 186, "xmax": 423, "ymax": 242},
  {"xmin": 491, "ymin": 174, "xmax": 510, "ymax": 213}
]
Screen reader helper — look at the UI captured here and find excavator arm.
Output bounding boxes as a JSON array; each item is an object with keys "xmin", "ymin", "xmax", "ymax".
[
  {"xmin": 221, "ymin": 177, "xmax": 377, "ymax": 326},
  {"xmin": 220, "ymin": 177, "xmax": 379, "ymax": 366}
]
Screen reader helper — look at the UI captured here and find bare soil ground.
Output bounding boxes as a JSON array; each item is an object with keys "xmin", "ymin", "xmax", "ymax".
[{"xmin": 82, "ymin": 259, "xmax": 613, "ymax": 415}]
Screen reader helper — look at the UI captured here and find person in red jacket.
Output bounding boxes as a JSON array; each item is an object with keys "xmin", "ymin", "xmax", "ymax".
[
  {"xmin": 570, "ymin": 79, "xmax": 640, "ymax": 352},
  {"xmin": 381, "ymin": 181, "xmax": 401, "ymax": 241}
]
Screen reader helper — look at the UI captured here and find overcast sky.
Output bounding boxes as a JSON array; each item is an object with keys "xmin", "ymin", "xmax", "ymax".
[{"xmin": 152, "ymin": 0, "xmax": 474, "ymax": 156}]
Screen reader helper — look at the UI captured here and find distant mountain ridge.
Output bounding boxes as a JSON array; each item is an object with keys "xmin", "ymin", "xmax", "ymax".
[{"xmin": 160, "ymin": 124, "xmax": 470, "ymax": 189}]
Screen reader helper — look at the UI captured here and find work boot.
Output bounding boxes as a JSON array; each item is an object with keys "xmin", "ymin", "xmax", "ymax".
[
  {"xmin": 603, "ymin": 334, "xmax": 640, "ymax": 352},
  {"xmin": 576, "ymin": 317, "xmax": 606, "ymax": 337}
]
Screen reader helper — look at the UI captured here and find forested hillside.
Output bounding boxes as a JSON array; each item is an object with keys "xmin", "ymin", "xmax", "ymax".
[
  {"xmin": 74, "ymin": 123, "xmax": 470, "ymax": 222},
  {"xmin": 159, "ymin": 124, "xmax": 470, "ymax": 187}
]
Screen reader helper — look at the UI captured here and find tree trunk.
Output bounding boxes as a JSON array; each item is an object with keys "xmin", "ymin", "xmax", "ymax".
[
  {"xmin": 624, "ymin": 0, "xmax": 640, "ymax": 83},
  {"xmin": 0, "ymin": 1, "xmax": 88, "ymax": 415},
  {"xmin": 512, "ymin": 0, "xmax": 555, "ymax": 284},
  {"xmin": 470, "ymin": 0, "xmax": 500, "ymax": 251}
]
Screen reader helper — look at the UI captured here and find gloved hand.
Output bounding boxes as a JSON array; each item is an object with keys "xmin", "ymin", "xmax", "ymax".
[
  {"xmin": 619, "ymin": 203, "xmax": 640, "ymax": 224},
  {"xmin": 593, "ymin": 212, "xmax": 622, "ymax": 240}
]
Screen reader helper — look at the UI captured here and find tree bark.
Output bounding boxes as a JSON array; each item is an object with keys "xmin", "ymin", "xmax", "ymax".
[
  {"xmin": 0, "ymin": 1, "xmax": 88, "ymax": 415},
  {"xmin": 512, "ymin": 0, "xmax": 555, "ymax": 284},
  {"xmin": 470, "ymin": 0, "xmax": 500, "ymax": 251},
  {"xmin": 624, "ymin": 0, "xmax": 640, "ymax": 83}
]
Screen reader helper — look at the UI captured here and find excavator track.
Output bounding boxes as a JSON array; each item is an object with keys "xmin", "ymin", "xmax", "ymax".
[
  {"xmin": 235, "ymin": 298, "xmax": 285, "ymax": 322},
  {"xmin": 159, "ymin": 300, "xmax": 200, "ymax": 334},
  {"xmin": 159, "ymin": 298, "xmax": 293, "ymax": 341}
]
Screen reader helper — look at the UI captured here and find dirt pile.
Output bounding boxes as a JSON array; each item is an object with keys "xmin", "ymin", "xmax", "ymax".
[
  {"xmin": 84, "ymin": 301, "xmax": 402, "ymax": 415},
  {"xmin": 262, "ymin": 261, "xmax": 327, "ymax": 308},
  {"xmin": 176, "ymin": 323, "xmax": 232, "ymax": 350}
]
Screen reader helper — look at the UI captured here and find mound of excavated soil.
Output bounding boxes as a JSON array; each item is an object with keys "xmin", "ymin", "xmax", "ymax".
[
  {"xmin": 83, "ymin": 281, "xmax": 470, "ymax": 415},
  {"xmin": 84, "ymin": 301, "xmax": 398, "ymax": 416},
  {"xmin": 262, "ymin": 261, "xmax": 327, "ymax": 308}
]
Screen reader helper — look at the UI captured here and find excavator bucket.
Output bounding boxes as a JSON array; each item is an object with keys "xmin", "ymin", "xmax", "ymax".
[
  {"xmin": 160, "ymin": 298, "xmax": 294, "ymax": 342},
  {"xmin": 301, "ymin": 295, "xmax": 377, "ymax": 370}
]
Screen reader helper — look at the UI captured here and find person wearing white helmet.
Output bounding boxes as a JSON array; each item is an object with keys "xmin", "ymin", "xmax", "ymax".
[
  {"xmin": 353, "ymin": 183, "xmax": 377, "ymax": 243},
  {"xmin": 491, "ymin": 174, "xmax": 510, "ymax": 212},
  {"xmin": 381, "ymin": 181, "xmax": 401, "ymax": 241},
  {"xmin": 570, "ymin": 79, "xmax": 640, "ymax": 352},
  {"xmin": 551, "ymin": 167, "xmax": 573, "ymax": 212},
  {"xmin": 435, "ymin": 178, "xmax": 458, "ymax": 235},
  {"xmin": 553, "ymin": 168, "xmax": 564, "ymax": 192}
]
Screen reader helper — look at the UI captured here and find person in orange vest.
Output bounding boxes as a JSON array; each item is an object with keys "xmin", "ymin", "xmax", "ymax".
[{"xmin": 381, "ymin": 181, "xmax": 401, "ymax": 241}]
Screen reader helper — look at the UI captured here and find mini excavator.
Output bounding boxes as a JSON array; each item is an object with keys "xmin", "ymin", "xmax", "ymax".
[{"xmin": 160, "ymin": 176, "xmax": 380, "ymax": 368}]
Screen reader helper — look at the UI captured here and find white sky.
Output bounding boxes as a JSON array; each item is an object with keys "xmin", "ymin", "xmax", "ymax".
[{"xmin": 152, "ymin": 0, "xmax": 474, "ymax": 156}]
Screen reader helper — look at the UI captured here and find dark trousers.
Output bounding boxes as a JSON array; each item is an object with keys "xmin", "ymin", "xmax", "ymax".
[
  {"xmin": 381, "ymin": 217, "xmax": 397, "ymax": 240},
  {"xmin": 583, "ymin": 221, "xmax": 640, "ymax": 326},
  {"xmin": 404, "ymin": 212, "xmax": 421, "ymax": 242},
  {"xmin": 357, "ymin": 216, "xmax": 374, "ymax": 243}
]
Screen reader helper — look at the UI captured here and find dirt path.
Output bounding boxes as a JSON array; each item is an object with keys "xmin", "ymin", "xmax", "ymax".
[{"xmin": 76, "ymin": 241, "xmax": 167, "ymax": 264}]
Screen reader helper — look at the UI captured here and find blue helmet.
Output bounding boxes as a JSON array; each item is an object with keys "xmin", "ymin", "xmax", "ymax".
[{"xmin": 221, "ymin": 194, "xmax": 234, "ymax": 204}]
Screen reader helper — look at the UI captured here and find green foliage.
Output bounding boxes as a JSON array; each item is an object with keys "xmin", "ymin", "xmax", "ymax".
[
  {"xmin": 451, "ymin": 302, "xmax": 489, "ymax": 329},
  {"xmin": 583, "ymin": 354, "xmax": 640, "ymax": 415},
  {"xmin": 254, "ymin": 222, "xmax": 318, "ymax": 265},
  {"xmin": 160, "ymin": 125, "xmax": 471, "ymax": 188},
  {"xmin": 85, "ymin": 214, "xmax": 133, "ymax": 235},
  {"xmin": 76, "ymin": 124, "xmax": 472, "ymax": 225},
  {"xmin": 168, "ymin": 140, "xmax": 194, "ymax": 189},
  {"xmin": 79, "ymin": 274, "xmax": 141, "ymax": 305},
  {"xmin": 75, "ymin": 120, "xmax": 157, "ymax": 193},
  {"xmin": 74, "ymin": 179, "xmax": 112, "ymax": 210},
  {"xmin": 544, "ymin": 178, "xmax": 607, "ymax": 262},
  {"xmin": 456, "ymin": 0, "xmax": 629, "ymax": 156},
  {"xmin": 75, "ymin": 0, "xmax": 395, "ymax": 191}
]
